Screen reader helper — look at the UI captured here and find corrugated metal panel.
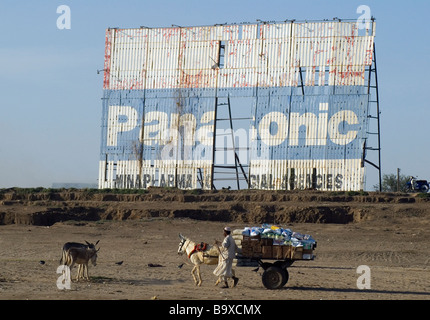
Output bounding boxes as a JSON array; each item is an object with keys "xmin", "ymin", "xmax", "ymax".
[
  {"xmin": 106, "ymin": 28, "xmax": 149, "ymax": 90},
  {"xmin": 146, "ymin": 27, "xmax": 181, "ymax": 90},
  {"xmin": 99, "ymin": 88, "xmax": 216, "ymax": 189},
  {"xmin": 249, "ymin": 159, "xmax": 365, "ymax": 191},
  {"xmin": 291, "ymin": 22, "xmax": 375, "ymax": 87},
  {"xmin": 100, "ymin": 21, "xmax": 375, "ymax": 191},
  {"xmin": 103, "ymin": 22, "xmax": 374, "ymax": 91},
  {"xmin": 248, "ymin": 85, "xmax": 369, "ymax": 191}
]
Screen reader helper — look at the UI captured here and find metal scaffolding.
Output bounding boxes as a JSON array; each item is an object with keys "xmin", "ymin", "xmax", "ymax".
[{"xmin": 364, "ymin": 42, "xmax": 382, "ymax": 191}]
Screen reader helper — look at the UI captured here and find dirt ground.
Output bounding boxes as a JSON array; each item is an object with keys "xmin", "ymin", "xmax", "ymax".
[{"xmin": 0, "ymin": 189, "xmax": 430, "ymax": 301}]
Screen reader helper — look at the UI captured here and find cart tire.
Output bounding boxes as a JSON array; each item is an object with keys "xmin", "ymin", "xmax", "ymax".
[
  {"xmin": 262, "ymin": 266, "xmax": 286, "ymax": 290},
  {"xmin": 281, "ymin": 268, "xmax": 289, "ymax": 287}
]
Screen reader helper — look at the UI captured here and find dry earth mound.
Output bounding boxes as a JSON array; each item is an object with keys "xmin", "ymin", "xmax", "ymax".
[{"xmin": 1, "ymin": 188, "xmax": 429, "ymax": 226}]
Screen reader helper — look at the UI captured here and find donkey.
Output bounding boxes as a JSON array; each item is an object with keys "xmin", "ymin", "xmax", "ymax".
[
  {"xmin": 62, "ymin": 241, "xmax": 99, "ymax": 281},
  {"xmin": 60, "ymin": 240, "xmax": 99, "ymax": 281},
  {"xmin": 177, "ymin": 234, "xmax": 220, "ymax": 286},
  {"xmin": 60, "ymin": 241, "xmax": 99, "ymax": 265}
]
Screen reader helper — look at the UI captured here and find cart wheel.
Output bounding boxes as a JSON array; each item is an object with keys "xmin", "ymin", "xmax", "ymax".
[
  {"xmin": 262, "ymin": 266, "xmax": 286, "ymax": 290},
  {"xmin": 281, "ymin": 268, "xmax": 289, "ymax": 287}
]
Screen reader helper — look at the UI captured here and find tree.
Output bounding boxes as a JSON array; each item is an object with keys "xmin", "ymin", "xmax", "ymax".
[{"xmin": 374, "ymin": 172, "xmax": 409, "ymax": 192}]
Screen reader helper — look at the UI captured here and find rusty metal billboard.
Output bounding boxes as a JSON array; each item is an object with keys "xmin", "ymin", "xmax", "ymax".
[{"xmin": 99, "ymin": 21, "xmax": 376, "ymax": 191}]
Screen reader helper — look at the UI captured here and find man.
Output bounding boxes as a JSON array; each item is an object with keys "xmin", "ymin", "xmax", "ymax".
[
  {"xmin": 410, "ymin": 176, "xmax": 417, "ymax": 191},
  {"xmin": 213, "ymin": 227, "xmax": 239, "ymax": 288}
]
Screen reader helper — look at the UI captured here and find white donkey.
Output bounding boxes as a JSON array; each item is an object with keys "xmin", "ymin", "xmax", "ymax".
[{"xmin": 178, "ymin": 234, "xmax": 220, "ymax": 286}]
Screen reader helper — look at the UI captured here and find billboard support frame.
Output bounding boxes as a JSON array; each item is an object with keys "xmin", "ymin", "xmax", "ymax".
[
  {"xmin": 211, "ymin": 95, "xmax": 250, "ymax": 190},
  {"xmin": 364, "ymin": 42, "xmax": 382, "ymax": 191}
]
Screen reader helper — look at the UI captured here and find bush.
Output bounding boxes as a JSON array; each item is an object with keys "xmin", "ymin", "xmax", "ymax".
[{"xmin": 374, "ymin": 173, "xmax": 409, "ymax": 192}]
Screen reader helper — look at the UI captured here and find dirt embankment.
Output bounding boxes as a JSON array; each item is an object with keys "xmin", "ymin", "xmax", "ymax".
[{"xmin": 1, "ymin": 188, "xmax": 428, "ymax": 226}]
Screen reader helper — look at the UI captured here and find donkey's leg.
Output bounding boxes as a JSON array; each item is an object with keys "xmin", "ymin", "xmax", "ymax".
[
  {"xmin": 79, "ymin": 264, "xmax": 86, "ymax": 281},
  {"xmin": 84, "ymin": 264, "xmax": 89, "ymax": 281},
  {"xmin": 69, "ymin": 262, "xmax": 79, "ymax": 281},
  {"xmin": 191, "ymin": 265, "xmax": 198, "ymax": 285},
  {"xmin": 76, "ymin": 264, "xmax": 82, "ymax": 281},
  {"xmin": 196, "ymin": 265, "xmax": 202, "ymax": 286}
]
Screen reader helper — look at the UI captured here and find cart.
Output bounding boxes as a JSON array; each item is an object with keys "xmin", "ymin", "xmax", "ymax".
[{"xmin": 234, "ymin": 233, "xmax": 317, "ymax": 290}]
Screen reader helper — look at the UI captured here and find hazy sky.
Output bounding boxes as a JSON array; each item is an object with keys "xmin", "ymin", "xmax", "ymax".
[{"xmin": 1, "ymin": 0, "xmax": 429, "ymax": 190}]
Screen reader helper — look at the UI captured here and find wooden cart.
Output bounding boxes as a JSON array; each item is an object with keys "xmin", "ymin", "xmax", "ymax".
[{"xmin": 234, "ymin": 234, "xmax": 317, "ymax": 290}]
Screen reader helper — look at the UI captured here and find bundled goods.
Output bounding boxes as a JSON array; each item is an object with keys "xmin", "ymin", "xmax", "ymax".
[
  {"xmin": 232, "ymin": 229, "xmax": 259, "ymax": 266},
  {"xmin": 233, "ymin": 224, "xmax": 316, "ymax": 261}
]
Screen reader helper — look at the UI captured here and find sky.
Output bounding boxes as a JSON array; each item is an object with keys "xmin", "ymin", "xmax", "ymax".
[{"xmin": 0, "ymin": 0, "xmax": 429, "ymax": 190}]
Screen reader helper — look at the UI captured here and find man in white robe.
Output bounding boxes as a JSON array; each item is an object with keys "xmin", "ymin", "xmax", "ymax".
[{"xmin": 213, "ymin": 227, "xmax": 239, "ymax": 288}]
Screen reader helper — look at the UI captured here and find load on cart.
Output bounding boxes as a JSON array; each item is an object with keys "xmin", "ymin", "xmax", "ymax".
[{"xmin": 233, "ymin": 224, "xmax": 317, "ymax": 290}]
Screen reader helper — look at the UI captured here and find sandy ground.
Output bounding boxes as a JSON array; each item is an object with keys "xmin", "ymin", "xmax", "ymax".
[{"xmin": 1, "ymin": 214, "xmax": 429, "ymax": 301}]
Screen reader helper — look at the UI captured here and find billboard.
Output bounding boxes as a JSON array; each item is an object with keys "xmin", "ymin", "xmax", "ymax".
[{"xmin": 99, "ymin": 21, "xmax": 375, "ymax": 191}]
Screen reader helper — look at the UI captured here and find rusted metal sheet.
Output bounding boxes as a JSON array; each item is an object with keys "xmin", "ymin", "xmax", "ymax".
[
  {"xmin": 99, "ymin": 21, "xmax": 375, "ymax": 191},
  {"xmin": 103, "ymin": 22, "xmax": 374, "ymax": 91}
]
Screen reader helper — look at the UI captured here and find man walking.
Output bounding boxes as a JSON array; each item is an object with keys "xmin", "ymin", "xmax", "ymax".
[{"xmin": 214, "ymin": 227, "xmax": 239, "ymax": 288}]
